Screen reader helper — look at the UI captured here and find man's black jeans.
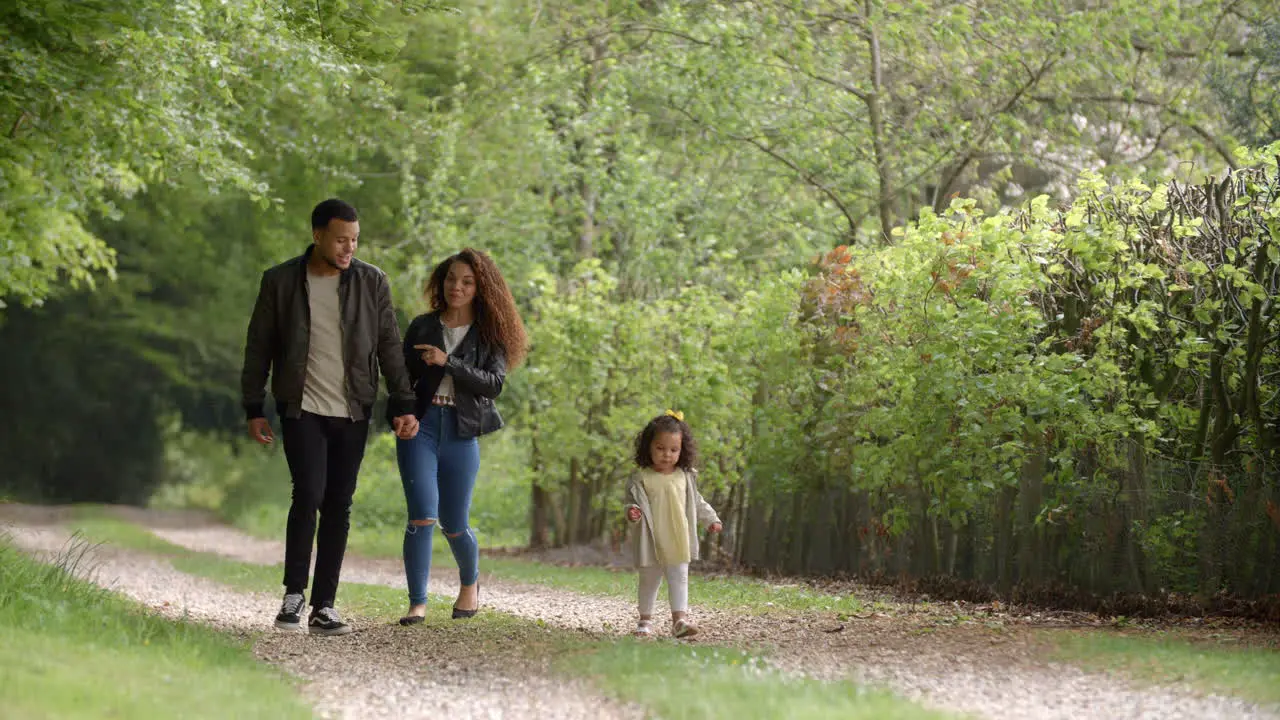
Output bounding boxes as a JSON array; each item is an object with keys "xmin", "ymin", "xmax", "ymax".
[{"xmin": 280, "ymin": 410, "xmax": 369, "ymax": 609}]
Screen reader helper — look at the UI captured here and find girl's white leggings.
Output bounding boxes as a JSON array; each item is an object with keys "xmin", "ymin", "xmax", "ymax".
[{"xmin": 638, "ymin": 563, "xmax": 689, "ymax": 615}]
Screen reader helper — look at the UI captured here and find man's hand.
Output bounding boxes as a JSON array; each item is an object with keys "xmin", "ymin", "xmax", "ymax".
[
  {"xmin": 248, "ymin": 418, "xmax": 274, "ymax": 445},
  {"xmin": 626, "ymin": 506, "xmax": 641, "ymax": 522},
  {"xmin": 392, "ymin": 414, "xmax": 419, "ymax": 439},
  {"xmin": 413, "ymin": 344, "xmax": 448, "ymax": 367},
  {"xmin": 708, "ymin": 522, "xmax": 723, "ymax": 533}
]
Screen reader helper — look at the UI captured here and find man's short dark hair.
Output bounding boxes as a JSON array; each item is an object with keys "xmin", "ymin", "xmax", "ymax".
[{"xmin": 311, "ymin": 198, "xmax": 358, "ymax": 230}]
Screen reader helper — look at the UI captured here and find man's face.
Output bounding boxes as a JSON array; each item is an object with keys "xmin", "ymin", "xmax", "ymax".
[{"xmin": 313, "ymin": 218, "xmax": 359, "ymax": 270}]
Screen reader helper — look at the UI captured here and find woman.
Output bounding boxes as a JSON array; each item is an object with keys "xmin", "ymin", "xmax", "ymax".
[{"xmin": 396, "ymin": 248, "xmax": 527, "ymax": 625}]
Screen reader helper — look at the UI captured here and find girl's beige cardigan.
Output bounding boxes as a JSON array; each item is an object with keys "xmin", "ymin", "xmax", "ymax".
[{"xmin": 624, "ymin": 468, "xmax": 721, "ymax": 568}]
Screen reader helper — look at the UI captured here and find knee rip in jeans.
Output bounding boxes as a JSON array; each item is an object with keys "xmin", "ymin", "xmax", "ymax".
[
  {"xmin": 406, "ymin": 518, "xmax": 436, "ymax": 534},
  {"xmin": 442, "ymin": 525, "xmax": 470, "ymax": 539}
]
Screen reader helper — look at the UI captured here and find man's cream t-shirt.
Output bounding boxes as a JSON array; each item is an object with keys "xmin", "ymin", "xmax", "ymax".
[{"xmin": 301, "ymin": 271, "xmax": 349, "ymax": 418}]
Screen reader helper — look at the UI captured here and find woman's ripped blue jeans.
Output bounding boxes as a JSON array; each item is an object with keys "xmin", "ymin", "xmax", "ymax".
[{"xmin": 396, "ymin": 406, "xmax": 480, "ymax": 605}]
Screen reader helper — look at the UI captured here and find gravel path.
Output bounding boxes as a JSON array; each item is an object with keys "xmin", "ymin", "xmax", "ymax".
[
  {"xmin": 145, "ymin": 522, "xmax": 1279, "ymax": 720},
  {"xmin": 2, "ymin": 519, "xmax": 640, "ymax": 720},
  {"xmin": 3, "ymin": 505, "xmax": 1277, "ymax": 720}
]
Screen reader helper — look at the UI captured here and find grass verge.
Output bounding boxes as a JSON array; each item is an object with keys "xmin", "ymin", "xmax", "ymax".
[
  {"xmin": 1049, "ymin": 630, "xmax": 1280, "ymax": 706},
  {"xmin": 473, "ymin": 555, "xmax": 868, "ymax": 615},
  {"xmin": 65, "ymin": 515, "xmax": 953, "ymax": 720},
  {"xmin": 0, "ymin": 534, "xmax": 310, "ymax": 720},
  {"xmin": 190, "ymin": 499, "xmax": 867, "ymax": 616},
  {"xmin": 566, "ymin": 641, "xmax": 955, "ymax": 720}
]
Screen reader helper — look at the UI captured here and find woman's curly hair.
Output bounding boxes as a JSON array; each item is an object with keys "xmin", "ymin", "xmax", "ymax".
[
  {"xmin": 426, "ymin": 248, "xmax": 529, "ymax": 367},
  {"xmin": 633, "ymin": 414, "xmax": 698, "ymax": 471}
]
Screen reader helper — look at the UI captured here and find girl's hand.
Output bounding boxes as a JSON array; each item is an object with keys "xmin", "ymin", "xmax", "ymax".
[
  {"xmin": 626, "ymin": 507, "xmax": 641, "ymax": 522},
  {"xmin": 708, "ymin": 522, "xmax": 723, "ymax": 533},
  {"xmin": 414, "ymin": 344, "xmax": 448, "ymax": 367}
]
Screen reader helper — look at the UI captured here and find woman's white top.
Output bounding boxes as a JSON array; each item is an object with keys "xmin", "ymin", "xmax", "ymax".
[{"xmin": 434, "ymin": 323, "xmax": 471, "ymax": 401}]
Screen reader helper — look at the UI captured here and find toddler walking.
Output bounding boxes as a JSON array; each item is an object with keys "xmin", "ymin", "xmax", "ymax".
[{"xmin": 624, "ymin": 410, "xmax": 722, "ymax": 638}]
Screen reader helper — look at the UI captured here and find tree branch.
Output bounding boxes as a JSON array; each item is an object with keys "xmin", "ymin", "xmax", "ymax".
[
  {"xmin": 1030, "ymin": 93, "xmax": 1164, "ymax": 107},
  {"xmin": 1130, "ymin": 41, "xmax": 1247, "ymax": 59},
  {"xmin": 663, "ymin": 100, "xmax": 864, "ymax": 239},
  {"xmin": 1186, "ymin": 122, "xmax": 1240, "ymax": 170},
  {"xmin": 737, "ymin": 133, "xmax": 861, "ymax": 240},
  {"xmin": 9, "ymin": 112, "xmax": 28, "ymax": 139},
  {"xmin": 772, "ymin": 52, "xmax": 870, "ymax": 101},
  {"xmin": 1029, "ymin": 93, "xmax": 1240, "ymax": 169},
  {"xmin": 933, "ymin": 54, "xmax": 1061, "ymax": 210}
]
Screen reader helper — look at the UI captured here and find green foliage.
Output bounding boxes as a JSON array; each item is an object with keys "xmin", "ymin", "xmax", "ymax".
[
  {"xmin": 1134, "ymin": 512, "xmax": 1205, "ymax": 594},
  {"xmin": 370, "ymin": 0, "xmax": 834, "ymax": 302},
  {"xmin": 0, "ymin": 0, "xmax": 434, "ymax": 307},
  {"xmin": 802, "ymin": 202, "xmax": 1109, "ymax": 505},
  {"xmin": 8, "ymin": 0, "xmax": 1280, "ymax": 604},
  {"xmin": 152, "ymin": 423, "xmax": 532, "ymax": 550},
  {"xmin": 741, "ymin": 150, "xmax": 1280, "ymax": 591},
  {"xmin": 1213, "ymin": 20, "xmax": 1280, "ymax": 147},
  {"xmin": 150, "ymin": 418, "xmax": 293, "ymax": 523},
  {"xmin": 633, "ymin": 0, "xmax": 1268, "ymax": 239},
  {"xmin": 0, "ymin": 301, "xmax": 171, "ymax": 504},
  {"xmin": 522, "ymin": 259, "xmax": 804, "ymax": 544},
  {"xmin": 516, "ymin": 148, "xmax": 1280, "ymax": 600}
]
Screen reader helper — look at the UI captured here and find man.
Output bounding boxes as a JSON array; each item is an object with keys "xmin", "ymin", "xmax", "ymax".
[{"xmin": 241, "ymin": 198, "xmax": 419, "ymax": 636}]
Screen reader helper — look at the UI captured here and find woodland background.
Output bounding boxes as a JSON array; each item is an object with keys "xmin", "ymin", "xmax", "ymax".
[{"xmin": 3, "ymin": 0, "xmax": 1280, "ymax": 607}]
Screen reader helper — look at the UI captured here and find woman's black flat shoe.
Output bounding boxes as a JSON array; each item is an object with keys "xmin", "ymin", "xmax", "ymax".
[
  {"xmin": 399, "ymin": 614, "xmax": 426, "ymax": 626},
  {"xmin": 452, "ymin": 586, "xmax": 479, "ymax": 619}
]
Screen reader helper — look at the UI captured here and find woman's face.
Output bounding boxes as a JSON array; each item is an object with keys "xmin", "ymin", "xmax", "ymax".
[
  {"xmin": 649, "ymin": 431, "xmax": 682, "ymax": 473},
  {"xmin": 444, "ymin": 260, "xmax": 477, "ymax": 310}
]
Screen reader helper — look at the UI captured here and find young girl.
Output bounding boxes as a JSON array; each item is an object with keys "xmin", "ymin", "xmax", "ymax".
[{"xmin": 624, "ymin": 410, "xmax": 722, "ymax": 638}]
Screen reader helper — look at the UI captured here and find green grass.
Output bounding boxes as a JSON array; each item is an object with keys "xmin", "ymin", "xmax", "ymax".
[
  {"xmin": 156, "ymin": 427, "xmax": 531, "ymax": 550},
  {"xmin": 52, "ymin": 510, "xmax": 1280, "ymax": 715},
  {"xmin": 191, "ymin": 497, "xmax": 866, "ymax": 616},
  {"xmin": 1050, "ymin": 630, "xmax": 1280, "ymax": 706},
  {"xmin": 229, "ymin": 500, "xmax": 519, "ymax": 563},
  {"xmin": 66, "ymin": 515, "xmax": 415, "ymax": 619},
  {"xmin": 564, "ymin": 641, "xmax": 955, "ymax": 719},
  {"xmin": 65, "ymin": 515, "xmax": 952, "ymax": 720},
  {"xmin": 474, "ymin": 556, "xmax": 868, "ymax": 615},
  {"xmin": 0, "ymin": 535, "xmax": 310, "ymax": 720}
]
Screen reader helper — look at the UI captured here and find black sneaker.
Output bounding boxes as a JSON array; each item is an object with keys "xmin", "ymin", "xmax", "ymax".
[
  {"xmin": 308, "ymin": 606, "xmax": 353, "ymax": 636},
  {"xmin": 274, "ymin": 592, "xmax": 305, "ymax": 631}
]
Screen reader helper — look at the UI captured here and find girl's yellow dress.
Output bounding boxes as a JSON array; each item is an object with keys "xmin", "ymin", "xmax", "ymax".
[{"xmin": 640, "ymin": 469, "xmax": 691, "ymax": 564}]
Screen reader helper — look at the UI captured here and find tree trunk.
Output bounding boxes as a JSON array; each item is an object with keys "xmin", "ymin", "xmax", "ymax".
[
  {"xmin": 1018, "ymin": 438, "xmax": 1047, "ymax": 586},
  {"xmin": 863, "ymin": 0, "xmax": 895, "ymax": 242},
  {"xmin": 807, "ymin": 485, "xmax": 836, "ymax": 574},
  {"xmin": 530, "ymin": 482, "xmax": 551, "ymax": 549},
  {"xmin": 737, "ymin": 378, "xmax": 771, "ymax": 568},
  {"xmin": 995, "ymin": 485, "xmax": 1018, "ymax": 594},
  {"xmin": 566, "ymin": 457, "xmax": 580, "ymax": 544},
  {"xmin": 1122, "ymin": 441, "xmax": 1149, "ymax": 594},
  {"xmin": 786, "ymin": 492, "xmax": 809, "ymax": 575},
  {"xmin": 528, "ymin": 429, "xmax": 550, "ymax": 549}
]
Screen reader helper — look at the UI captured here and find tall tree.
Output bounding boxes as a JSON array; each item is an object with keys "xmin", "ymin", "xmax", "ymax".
[
  {"xmin": 637, "ymin": 0, "xmax": 1266, "ymax": 242},
  {"xmin": 0, "ymin": 0, "xmax": 432, "ymax": 308}
]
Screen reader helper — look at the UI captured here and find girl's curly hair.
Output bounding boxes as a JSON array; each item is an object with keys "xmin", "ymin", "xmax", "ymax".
[
  {"xmin": 427, "ymin": 248, "xmax": 529, "ymax": 367},
  {"xmin": 633, "ymin": 414, "xmax": 698, "ymax": 471}
]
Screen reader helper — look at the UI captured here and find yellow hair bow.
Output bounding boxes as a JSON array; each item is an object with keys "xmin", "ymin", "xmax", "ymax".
[{"xmin": 665, "ymin": 409, "xmax": 684, "ymax": 422}]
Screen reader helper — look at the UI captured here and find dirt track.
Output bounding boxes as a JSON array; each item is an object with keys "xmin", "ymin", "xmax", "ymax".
[{"xmin": 2, "ymin": 503, "xmax": 1275, "ymax": 720}]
